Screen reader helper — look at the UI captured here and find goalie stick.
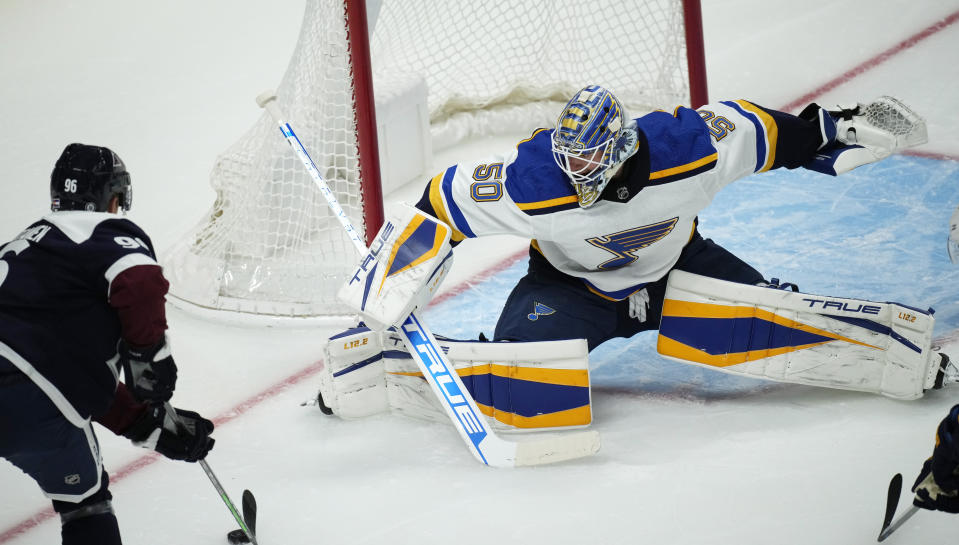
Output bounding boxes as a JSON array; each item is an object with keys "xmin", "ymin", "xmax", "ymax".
[
  {"xmin": 256, "ymin": 91, "xmax": 600, "ymax": 467},
  {"xmin": 163, "ymin": 403, "xmax": 258, "ymax": 544}
]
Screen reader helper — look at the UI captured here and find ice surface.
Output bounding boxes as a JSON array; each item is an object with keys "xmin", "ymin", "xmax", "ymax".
[{"xmin": 2, "ymin": 1, "xmax": 959, "ymax": 544}]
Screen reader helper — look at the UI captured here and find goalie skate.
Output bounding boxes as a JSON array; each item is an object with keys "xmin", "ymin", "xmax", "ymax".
[{"xmin": 932, "ymin": 352, "xmax": 959, "ymax": 389}]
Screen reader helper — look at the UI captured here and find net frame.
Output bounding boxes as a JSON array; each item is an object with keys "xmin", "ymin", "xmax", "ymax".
[{"xmin": 163, "ymin": 0, "xmax": 708, "ymax": 319}]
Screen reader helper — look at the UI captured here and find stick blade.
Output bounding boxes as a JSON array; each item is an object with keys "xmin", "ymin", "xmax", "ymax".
[
  {"xmin": 878, "ymin": 473, "xmax": 903, "ymax": 541},
  {"xmin": 241, "ymin": 489, "xmax": 257, "ymax": 535},
  {"xmin": 513, "ymin": 430, "xmax": 601, "ymax": 467}
]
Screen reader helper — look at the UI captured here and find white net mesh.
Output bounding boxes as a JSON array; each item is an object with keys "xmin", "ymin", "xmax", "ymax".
[{"xmin": 164, "ymin": 0, "xmax": 698, "ymax": 318}]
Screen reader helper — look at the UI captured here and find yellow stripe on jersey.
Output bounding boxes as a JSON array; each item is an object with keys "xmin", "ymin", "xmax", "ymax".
[
  {"xmin": 517, "ymin": 127, "xmax": 549, "ymax": 147},
  {"xmin": 427, "ymin": 172, "xmax": 466, "ymax": 242},
  {"xmin": 649, "ymin": 152, "xmax": 718, "ymax": 180},
  {"xmin": 733, "ymin": 100, "xmax": 779, "ymax": 172},
  {"xmin": 583, "ymin": 283, "xmax": 646, "ymax": 302},
  {"xmin": 515, "ymin": 194, "xmax": 579, "ymax": 211}
]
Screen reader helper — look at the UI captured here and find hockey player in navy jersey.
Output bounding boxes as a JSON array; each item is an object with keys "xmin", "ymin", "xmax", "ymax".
[
  {"xmin": 912, "ymin": 403, "xmax": 959, "ymax": 513},
  {"xmin": 0, "ymin": 144, "xmax": 215, "ymax": 545}
]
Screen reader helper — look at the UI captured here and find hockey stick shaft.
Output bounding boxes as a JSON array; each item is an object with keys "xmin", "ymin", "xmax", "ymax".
[
  {"xmin": 164, "ymin": 403, "xmax": 258, "ymax": 544},
  {"xmin": 256, "ymin": 96, "xmax": 366, "ymax": 255},
  {"xmin": 877, "ymin": 505, "xmax": 919, "ymax": 542},
  {"xmin": 256, "ymin": 92, "xmax": 599, "ymax": 467}
]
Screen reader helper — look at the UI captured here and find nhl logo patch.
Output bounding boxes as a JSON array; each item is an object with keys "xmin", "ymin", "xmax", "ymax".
[{"xmin": 64, "ymin": 474, "xmax": 81, "ymax": 485}]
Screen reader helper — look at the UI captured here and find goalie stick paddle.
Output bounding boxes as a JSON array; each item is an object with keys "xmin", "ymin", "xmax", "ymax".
[
  {"xmin": 877, "ymin": 473, "xmax": 919, "ymax": 542},
  {"xmin": 256, "ymin": 90, "xmax": 601, "ymax": 467}
]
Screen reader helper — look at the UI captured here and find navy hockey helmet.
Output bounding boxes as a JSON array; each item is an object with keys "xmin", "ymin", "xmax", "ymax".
[{"xmin": 50, "ymin": 143, "xmax": 132, "ymax": 212}]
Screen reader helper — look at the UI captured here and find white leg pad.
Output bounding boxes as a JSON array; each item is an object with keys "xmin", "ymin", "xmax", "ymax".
[
  {"xmin": 657, "ymin": 271, "xmax": 939, "ymax": 400},
  {"xmin": 320, "ymin": 327, "xmax": 389, "ymax": 419},
  {"xmin": 320, "ymin": 325, "xmax": 592, "ymax": 431}
]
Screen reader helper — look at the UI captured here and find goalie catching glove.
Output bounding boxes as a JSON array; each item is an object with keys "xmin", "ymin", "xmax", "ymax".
[
  {"xmin": 318, "ymin": 325, "xmax": 593, "ymax": 432},
  {"xmin": 801, "ymin": 96, "xmax": 927, "ymax": 176},
  {"xmin": 338, "ymin": 204, "xmax": 453, "ymax": 330}
]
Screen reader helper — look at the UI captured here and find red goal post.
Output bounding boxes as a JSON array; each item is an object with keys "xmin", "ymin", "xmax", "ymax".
[{"xmin": 163, "ymin": 0, "xmax": 709, "ymax": 319}]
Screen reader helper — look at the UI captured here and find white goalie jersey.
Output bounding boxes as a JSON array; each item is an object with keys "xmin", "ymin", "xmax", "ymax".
[{"xmin": 417, "ymin": 100, "xmax": 785, "ymax": 300}]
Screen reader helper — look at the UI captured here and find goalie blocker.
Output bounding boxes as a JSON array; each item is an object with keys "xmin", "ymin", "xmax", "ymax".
[
  {"xmin": 657, "ymin": 270, "xmax": 952, "ymax": 400},
  {"xmin": 319, "ymin": 325, "xmax": 592, "ymax": 432},
  {"xmin": 338, "ymin": 203, "xmax": 453, "ymax": 330}
]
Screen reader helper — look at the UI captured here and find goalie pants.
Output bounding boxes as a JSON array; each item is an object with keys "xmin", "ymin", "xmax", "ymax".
[{"xmin": 493, "ymin": 230, "xmax": 764, "ymax": 351}]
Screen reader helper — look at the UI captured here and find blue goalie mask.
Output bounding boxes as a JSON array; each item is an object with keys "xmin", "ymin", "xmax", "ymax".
[{"xmin": 551, "ymin": 85, "xmax": 639, "ymax": 208}]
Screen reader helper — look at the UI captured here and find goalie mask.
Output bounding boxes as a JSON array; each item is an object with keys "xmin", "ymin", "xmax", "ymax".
[
  {"xmin": 50, "ymin": 143, "xmax": 132, "ymax": 212},
  {"xmin": 552, "ymin": 85, "xmax": 639, "ymax": 208}
]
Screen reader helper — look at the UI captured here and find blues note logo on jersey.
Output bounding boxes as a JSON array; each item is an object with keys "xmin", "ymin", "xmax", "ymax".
[
  {"xmin": 586, "ymin": 217, "xmax": 679, "ymax": 269},
  {"xmin": 528, "ymin": 302, "xmax": 556, "ymax": 321}
]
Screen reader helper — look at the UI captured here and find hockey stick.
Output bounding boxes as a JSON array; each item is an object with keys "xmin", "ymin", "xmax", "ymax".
[
  {"xmin": 877, "ymin": 473, "xmax": 919, "ymax": 542},
  {"xmin": 227, "ymin": 490, "xmax": 258, "ymax": 544},
  {"xmin": 256, "ymin": 91, "xmax": 600, "ymax": 467},
  {"xmin": 164, "ymin": 402, "xmax": 258, "ymax": 544}
]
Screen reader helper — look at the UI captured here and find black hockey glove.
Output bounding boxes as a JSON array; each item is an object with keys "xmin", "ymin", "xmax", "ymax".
[
  {"xmin": 911, "ymin": 404, "xmax": 959, "ymax": 513},
  {"xmin": 119, "ymin": 336, "xmax": 178, "ymax": 402},
  {"xmin": 123, "ymin": 403, "xmax": 215, "ymax": 463}
]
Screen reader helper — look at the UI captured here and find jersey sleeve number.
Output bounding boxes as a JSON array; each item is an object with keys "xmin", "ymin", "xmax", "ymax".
[
  {"xmin": 698, "ymin": 110, "xmax": 736, "ymax": 141},
  {"xmin": 470, "ymin": 162, "xmax": 504, "ymax": 202},
  {"xmin": 114, "ymin": 236, "xmax": 149, "ymax": 250}
]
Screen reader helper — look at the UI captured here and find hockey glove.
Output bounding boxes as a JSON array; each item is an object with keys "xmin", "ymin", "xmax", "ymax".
[
  {"xmin": 123, "ymin": 403, "xmax": 215, "ymax": 463},
  {"xmin": 911, "ymin": 404, "xmax": 959, "ymax": 512},
  {"xmin": 119, "ymin": 336, "xmax": 178, "ymax": 402},
  {"xmin": 800, "ymin": 97, "xmax": 926, "ymax": 176}
]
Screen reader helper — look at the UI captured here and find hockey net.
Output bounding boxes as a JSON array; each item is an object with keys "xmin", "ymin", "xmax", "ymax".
[{"xmin": 163, "ymin": 0, "xmax": 707, "ymax": 319}]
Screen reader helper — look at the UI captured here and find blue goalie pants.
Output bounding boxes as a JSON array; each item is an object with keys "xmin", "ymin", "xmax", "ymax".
[{"xmin": 493, "ymin": 230, "xmax": 765, "ymax": 351}]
